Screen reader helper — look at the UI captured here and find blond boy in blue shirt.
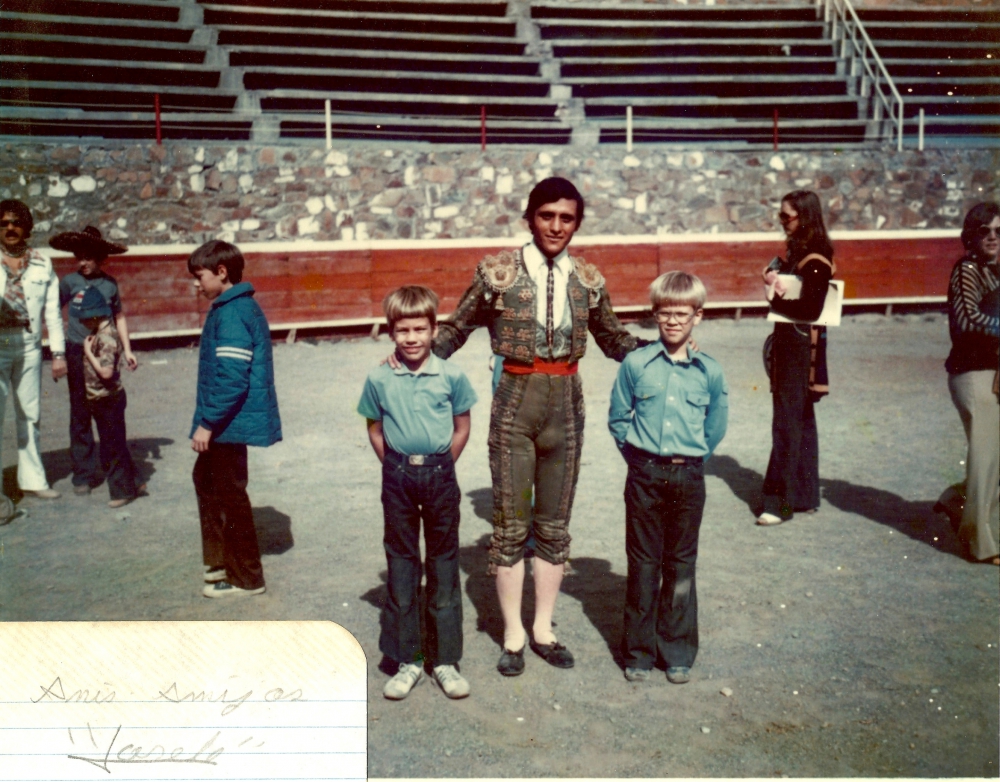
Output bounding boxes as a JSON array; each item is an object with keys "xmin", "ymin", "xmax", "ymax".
[{"xmin": 608, "ymin": 271, "xmax": 728, "ymax": 684}]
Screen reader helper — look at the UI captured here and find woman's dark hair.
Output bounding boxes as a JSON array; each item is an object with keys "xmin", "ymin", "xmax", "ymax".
[
  {"xmin": 523, "ymin": 176, "xmax": 585, "ymax": 224},
  {"xmin": 0, "ymin": 199, "xmax": 33, "ymax": 236},
  {"xmin": 187, "ymin": 239, "xmax": 245, "ymax": 283},
  {"xmin": 782, "ymin": 190, "xmax": 833, "ymax": 263},
  {"xmin": 960, "ymin": 201, "xmax": 1000, "ymax": 255}
]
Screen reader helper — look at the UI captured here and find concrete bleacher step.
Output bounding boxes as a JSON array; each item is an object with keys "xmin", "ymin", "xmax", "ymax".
[
  {"xmin": 216, "ymin": 26, "xmax": 526, "ymax": 56},
  {"xmin": 258, "ymin": 92, "xmax": 561, "ymax": 121},
  {"xmin": 560, "ymin": 57, "xmax": 840, "ymax": 79},
  {"xmin": 0, "ymin": 83, "xmax": 238, "ymax": 112},
  {"xmin": 583, "ymin": 96, "xmax": 861, "ymax": 122},
  {"xmin": 228, "ymin": 48, "xmax": 540, "ymax": 77},
  {"xmin": 551, "ymin": 40, "xmax": 834, "ymax": 59},
  {"xmin": 536, "ymin": 20, "xmax": 826, "ymax": 41},
  {"xmin": 242, "ymin": 67, "xmax": 551, "ymax": 98},
  {"xmin": 3, "ymin": 0, "xmax": 182, "ymax": 23},
  {"xmin": 200, "ymin": 2, "xmax": 517, "ymax": 37},
  {"xmin": 201, "ymin": 0, "xmax": 509, "ymax": 15},
  {"xmin": 532, "ymin": 2, "xmax": 818, "ymax": 22},
  {"xmin": 1, "ymin": 34, "xmax": 208, "ymax": 65},
  {"xmin": 0, "ymin": 14, "xmax": 195, "ymax": 43},
  {"xmin": 565, "ymin": 75, "xmax": 849, "ymax": 99},
  {"xmin": 3, "ymin": 57, "xmax": 221, "ymax": 88}
]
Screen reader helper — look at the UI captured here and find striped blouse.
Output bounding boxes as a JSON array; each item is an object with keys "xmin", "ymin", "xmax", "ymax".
[{"xmin": 945, "ymin": 255, "xmax": 1000, "ymax": 374}]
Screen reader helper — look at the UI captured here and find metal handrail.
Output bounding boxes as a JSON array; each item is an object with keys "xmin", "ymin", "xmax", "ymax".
[{"xmin": 821, "ymin": 0, "xmax": 904, "ymax": 151}]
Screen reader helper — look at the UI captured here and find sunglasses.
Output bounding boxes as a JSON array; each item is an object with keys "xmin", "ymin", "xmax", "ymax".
[
  {"xmin": 0, "ymin": 219, "xmax": 24, "ymax": 229},
  {"xmin": 976, "ymin": 226, "xmax": 999, "ymax": 238},
  {"xmin": 778, "ymin": 213, "xmax": 799, "ymax": 224}
]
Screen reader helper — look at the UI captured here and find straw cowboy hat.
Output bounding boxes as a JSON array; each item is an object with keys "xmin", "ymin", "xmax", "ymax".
[{"xmin": 49, "ymin": 226, "xmax": 128, "ymax": 258}]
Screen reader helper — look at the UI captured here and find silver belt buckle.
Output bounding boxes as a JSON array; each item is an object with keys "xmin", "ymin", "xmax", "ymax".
[{"xmin": 408, "ymin": 454, "xmax": 426, "ymax": 466}]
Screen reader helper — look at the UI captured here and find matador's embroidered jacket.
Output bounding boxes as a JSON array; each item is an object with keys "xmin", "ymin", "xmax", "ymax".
[{"xmin": 433, "ymin": 246, "xmax": 640, "ymax": 364}]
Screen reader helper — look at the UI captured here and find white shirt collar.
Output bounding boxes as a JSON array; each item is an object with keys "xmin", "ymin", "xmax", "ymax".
[{"xmin": 522, "ymin": 240, "xmax": 571, "ymax": 277}]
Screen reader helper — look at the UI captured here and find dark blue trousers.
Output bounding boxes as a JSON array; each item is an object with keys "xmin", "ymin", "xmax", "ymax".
[
  {"xmin": 66, "ymin": 342, "xmax": 99, "ymax": 488},
  {"xmin": 380, "ymin": 449, "xmax": 463, "ymax": 667},
  {"xmin": 621, "ymin": 445, "xmax": 706, "ymax": 671}
]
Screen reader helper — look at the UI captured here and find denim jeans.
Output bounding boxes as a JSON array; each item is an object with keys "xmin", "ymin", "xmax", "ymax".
[
  {"xmin": 193, "ymin": 442, "xmax": 264, "ymax": 590},
  {"xmin": 621, "ymin": 444, "xmax": 706, "ymax": 670},
  {"xmin": 89, "ymin": 390, "xmax": 138, "ymax": 500},
  {"xmin": 66, "ymin": 342, "xmax": 100, "ymax": 488},
  {"xmin": 380, "ymin": 449, "xmax": 463, "ymax": 667}
]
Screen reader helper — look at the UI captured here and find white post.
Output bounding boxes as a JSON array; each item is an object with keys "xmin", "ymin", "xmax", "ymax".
[
  {"xmin": 626, "ymin": 105, "xmax": 633, "ymax": 152},
  {"xmin": 897, "ymin": 101, "xmax": 903, "ymax": 152},
  {"xmin": 324, "ymin": 99, "xmax": 332, "ymax": 150},
  {"xmin": 918, "ymin": 108, "xmax": 925, "ymax": 151}
]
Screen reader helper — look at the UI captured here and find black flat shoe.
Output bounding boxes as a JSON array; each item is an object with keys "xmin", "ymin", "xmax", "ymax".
[
  {"xmin": 529, "ymin": 639, "xmax": 574, "ymax": 669},
  {"xmin": 497, "ymin": 646, "xmax": 525, "ymax": 676}
]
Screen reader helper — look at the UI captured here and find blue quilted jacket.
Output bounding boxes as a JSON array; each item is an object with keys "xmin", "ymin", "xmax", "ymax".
[{"xmin": 190, "ymin": 282, "xmax": 282, "ymax": 447}]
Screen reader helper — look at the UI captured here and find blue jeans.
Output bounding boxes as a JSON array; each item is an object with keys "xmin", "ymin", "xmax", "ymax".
[
  {"xmin": 380, "ymin": 449, "xmax": 463, "ymax": 667},
  {"xmin": 621, "ymin": 444, "xmax": 706, "ymax": 670}
]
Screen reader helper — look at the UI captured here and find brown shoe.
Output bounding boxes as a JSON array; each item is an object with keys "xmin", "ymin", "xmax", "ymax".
[{"xmin": 108, "ymin": 497, "xmax": 134, "ymax": 509}]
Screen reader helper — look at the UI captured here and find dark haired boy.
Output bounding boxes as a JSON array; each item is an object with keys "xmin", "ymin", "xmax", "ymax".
[
  {"xmin": 188, "ymin": 240, "xmax": 281, "ymax": 598},
  {"xmin": 53, "ymin": 226, "xmax": 137, "ymax": 496},
  {"xmin": 75, "ymin": 287, "xmax": 144, "ymax": 508},
  {"xmin": 359, "ymin": 285, "xmax": 477, "ymax": 700}
]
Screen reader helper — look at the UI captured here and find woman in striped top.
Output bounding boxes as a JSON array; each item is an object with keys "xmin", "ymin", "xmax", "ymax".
[{"xmin": 942, "ymin": 202, "xmax": 999, "ymax": 566}]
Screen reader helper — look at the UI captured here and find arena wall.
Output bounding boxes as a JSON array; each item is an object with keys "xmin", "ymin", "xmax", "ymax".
[{"xmin": 3, "ymin": 142, "xmax": 997, "ymax": 335}]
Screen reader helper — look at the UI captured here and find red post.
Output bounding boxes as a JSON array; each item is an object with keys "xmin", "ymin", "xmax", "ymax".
[
  {"xmin": 480, "ymin": 105, "xmax": 486, "ymax": 150},
  {"xmin": 154, "ymin": 93, "xmax": 162, "ymax": 145},
  {"xmin": 772, "ymin": 108, "xmax": 778, "ymax": 151}
]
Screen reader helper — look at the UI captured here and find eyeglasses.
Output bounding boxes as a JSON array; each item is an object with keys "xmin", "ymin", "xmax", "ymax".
[
  {"xmin": 0, "ymin": 219, "xmax": 23, "ymax": 229},
  {"xmin": 976, "ymin": 226, "xmax": 999, "ymax": 238},
  {"xmin": 654, "ymin": 309, "xmax": 696, "ymax": 324},
  {"xmin": 778, "ymin": 213, "xmax": 799, "ymax": 225}
]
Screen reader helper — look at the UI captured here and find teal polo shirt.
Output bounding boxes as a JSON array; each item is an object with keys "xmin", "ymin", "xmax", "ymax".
[
  {"xmin": 358, "ymin": 353, "xmax": 477, "ymax": 455},
  {"xmin": 608, "ymin": 341, "xmax": 729, "ymax": 458}
]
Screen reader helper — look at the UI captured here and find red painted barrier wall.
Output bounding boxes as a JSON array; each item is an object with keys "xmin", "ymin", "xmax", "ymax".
[{"xmin": 51, "ymin": 234, "xmax": 961, "ymax": 335}]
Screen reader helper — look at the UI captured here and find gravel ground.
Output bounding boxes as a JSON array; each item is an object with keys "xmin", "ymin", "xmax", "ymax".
[{"xmin": 0, "ymin": 312, "xmax": 996, "ymax": 778}]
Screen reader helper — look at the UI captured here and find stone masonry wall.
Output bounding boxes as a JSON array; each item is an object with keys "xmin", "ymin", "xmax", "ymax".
[{"xmin": 1, "ymin": 142, "xmax": 997, "ymax": 249}]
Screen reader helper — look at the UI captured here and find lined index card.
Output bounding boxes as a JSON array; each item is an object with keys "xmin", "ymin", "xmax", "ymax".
[{"xmin": 1, "ymin": 621, "xmax": 366, "ymax": 782}]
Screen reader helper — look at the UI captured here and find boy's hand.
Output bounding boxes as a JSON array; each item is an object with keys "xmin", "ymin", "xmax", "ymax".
[
  {"xmin": 52, "ymin": 357, "xmax": 68, "ymax": 381},
  {"xmin": 688, "ymin": 337, "xmax": 700, "ymax": 353},
  {"xmin": 763, "ymin": 270, "xmax": 779, "ymax": 285},
  {"xmin": 124, "ymin": 350, "xmax": 138, "ymax": 371},
  {"xmin": 381, "ymin": 351, "xmax": 402, "ymax": 370},
  {"xmin": 82, "ymin": 334, "xmax": 95, "ymax": 356},
  {"xmin": 191, "ymin": 425, "xmax": 212, "ymax": 452}
]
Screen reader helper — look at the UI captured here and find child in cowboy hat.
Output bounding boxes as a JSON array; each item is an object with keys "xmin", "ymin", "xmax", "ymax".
[{"xmin": 52, "ymin": 226, "xmax": 138, "ymax": 496}]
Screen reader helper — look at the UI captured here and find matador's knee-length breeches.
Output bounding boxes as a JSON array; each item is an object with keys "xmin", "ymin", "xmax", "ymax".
[{"xmin": 487, "ymin": 370, "xmax": 586, "ymax": 570}]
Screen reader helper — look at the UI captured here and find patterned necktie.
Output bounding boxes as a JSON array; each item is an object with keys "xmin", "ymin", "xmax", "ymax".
[{"xmin": 545, "ymin": 258, "xmax": 555, "ymax": 355}]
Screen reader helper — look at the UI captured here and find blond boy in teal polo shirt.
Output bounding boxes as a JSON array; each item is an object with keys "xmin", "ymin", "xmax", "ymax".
[{"xmin": 358, "ymin": 285, "xmax": 477, "ymax": 701}]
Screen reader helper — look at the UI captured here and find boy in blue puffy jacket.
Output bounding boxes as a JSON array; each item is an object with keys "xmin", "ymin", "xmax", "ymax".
[{"xmin": 188, "ymin": 240, "xmax": 281, "ymax": 598}]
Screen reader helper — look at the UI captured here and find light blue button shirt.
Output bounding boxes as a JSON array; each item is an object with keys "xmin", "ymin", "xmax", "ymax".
[
  {"xmin": 358, "ymin": 353, "xmax": 477, "ymax": 455},
  {"xmin": 608, "ymin": 341, "xmax": 728, "ymax": 458}
]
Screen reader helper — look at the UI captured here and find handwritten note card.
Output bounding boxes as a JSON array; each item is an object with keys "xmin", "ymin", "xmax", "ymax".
[{"xmin": 1, "ymin": 622, "xmax": 366, "ymax": 782}]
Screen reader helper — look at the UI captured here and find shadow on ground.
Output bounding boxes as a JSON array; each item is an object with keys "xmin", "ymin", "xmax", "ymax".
[
  {"xmin": 5, "ymin": 437, "xmax": 174, "ymax": 500},
  {"xmin": 253, "ymin": 506, "xmax": 294, "ymax": 555},
  {"xmin": 707, "ymin": 454, "xmax": 964, "ymax": 558}
]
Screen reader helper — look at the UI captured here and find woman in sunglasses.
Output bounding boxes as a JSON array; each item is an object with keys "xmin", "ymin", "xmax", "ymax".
[
  {"xmin": 757, "ymin": 190, "xmax": 835, "ymax": 526},
  {"xmin": 0, "ymin": 199, "xmax": 67, "ymax": 507},
  {"xmin": 941, "ymin": 202, "xmax": 999, "ymax": 566}
]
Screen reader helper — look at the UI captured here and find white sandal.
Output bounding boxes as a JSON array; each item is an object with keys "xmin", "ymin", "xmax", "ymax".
[{"xmin": 756, "ymin": 512, "xmax": 786, "ymax": 526}]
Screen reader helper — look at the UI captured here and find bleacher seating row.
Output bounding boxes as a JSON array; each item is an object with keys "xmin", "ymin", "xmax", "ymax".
[{"xmin": 1, "ymin": 0, "xmax": 997, "ymax": 146}]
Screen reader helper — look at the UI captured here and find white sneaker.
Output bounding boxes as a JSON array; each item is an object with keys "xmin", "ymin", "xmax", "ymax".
[
  {"xmin": 383, "ymin": 662, "xmax": 423, "ymax": 700},
  {"xmin": 433, "ymin": 664, "xmax": 470, "ymax": 699}
]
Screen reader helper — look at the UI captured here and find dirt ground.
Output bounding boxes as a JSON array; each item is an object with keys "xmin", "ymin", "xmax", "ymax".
[{"xmin": 0, "ymin": 312, "xmax": 997, "ymax": 778}]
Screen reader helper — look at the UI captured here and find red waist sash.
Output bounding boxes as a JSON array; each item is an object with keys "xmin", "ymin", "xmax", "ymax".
[{"xmin": 503, "ymin": 357, "xmax": 579, "ymax": 376}]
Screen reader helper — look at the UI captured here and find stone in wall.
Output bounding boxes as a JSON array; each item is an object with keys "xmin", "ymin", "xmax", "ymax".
[{"xmin": 0, "ymin": 142, "xmax": 996, "ymax": 248}]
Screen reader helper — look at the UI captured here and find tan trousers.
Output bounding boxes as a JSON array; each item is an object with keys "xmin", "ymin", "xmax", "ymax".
[
  {"xmin": 487, "ymin": 371, "xmax": 585, "ymax": 569},
  {"xmin": 948, "ymin": 370, "xmax": 1000, "ymax": 561}
]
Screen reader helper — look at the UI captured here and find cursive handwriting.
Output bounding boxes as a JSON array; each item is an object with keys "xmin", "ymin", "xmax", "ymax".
[
  {"xmin": 155, "ymin": 682, "xmax": 253, "ymax": 716},
  {"xmin": 67, "ymin": 723, "xmax": 244, "ymax": 773},
  {"xmin": 32, "ymin": 677, "xmax": 115, "ymax": 704}
]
